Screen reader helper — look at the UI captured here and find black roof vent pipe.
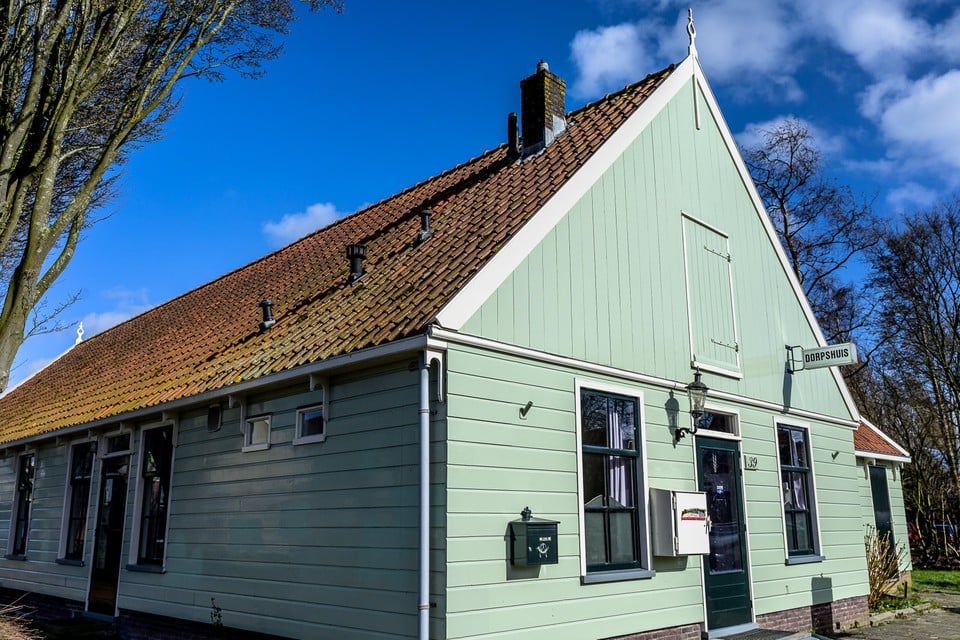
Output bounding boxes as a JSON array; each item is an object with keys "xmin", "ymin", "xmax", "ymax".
[
  {"xmin": 417, "ymin": 208, "xmax": 433, "ymax": 244},
  {"xmin": 346, "ymin": 244, "xmax": 367, "ymax": 283},
  {"xmin": 258, "ymin": 299, "xmax": 276, "ymax": 333},
  {"xmin": 507, "ymin": 112, "xmax": 520, "ymax": 160}
]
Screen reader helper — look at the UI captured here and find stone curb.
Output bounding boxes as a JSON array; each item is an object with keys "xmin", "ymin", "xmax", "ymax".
[{"xmin": 867, "ymin": 600, "xmax": 936, "ymax": 626}]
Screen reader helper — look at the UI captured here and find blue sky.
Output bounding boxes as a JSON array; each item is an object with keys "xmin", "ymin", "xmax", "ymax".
[{"xmin": 10, "ymin": 0, "xmax": 960, "ymax": 387}]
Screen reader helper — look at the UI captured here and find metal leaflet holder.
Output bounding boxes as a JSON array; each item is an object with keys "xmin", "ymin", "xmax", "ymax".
[
  {"xmin": 650, "ymin": 489, "xmax": 710, "ymax": 556},
  {"xmin": 510, "ymin": 507, "xmax": 559, "ymax": 566}
]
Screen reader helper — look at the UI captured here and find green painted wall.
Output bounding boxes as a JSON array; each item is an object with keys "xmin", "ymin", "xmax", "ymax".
[
  {"xmin": 0, "ymin": 441, "xmax": 92, "ymax": 603},
  {"xmin": 462, "ymin": 78, "xmax": 852, "ymax": 422},
  {"xmin": 0, "ymin": 358, "xmax": 445, "ymax": 640},
  {"xmin": 445, "ymin": 343, "xmax": 867, "ymax": 640},
  {"xmin": 114, "ymin": 361, "xmax": 444, "ymax": 639}
]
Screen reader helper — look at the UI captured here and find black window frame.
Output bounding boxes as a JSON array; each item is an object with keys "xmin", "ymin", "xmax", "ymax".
[
  {"xmin": 62, "ymin": 442, "xmax": 95, "ymax": 561},
  {"xmin": 579, "ymin": 387, "xmax": 651, "ymax": 581},
  {"xmin": 136, "ymin": 425, "xmax": 173, "ymax": 566},
  {"xmin": 777, "ymin": 423, "xmax": 819, "ymax": 559},
  {"xmin": 9, "ymin": 452, "xmax": 36, "ymax": 557}
]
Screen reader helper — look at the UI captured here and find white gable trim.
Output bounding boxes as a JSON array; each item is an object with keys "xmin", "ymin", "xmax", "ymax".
[
  {"xmin": 435, "ymin": 57, "xmax": 696, "ymax": 329},
  {"xmin": 855, "ymin": 417, "xmax": 911, "ymax": 462}
]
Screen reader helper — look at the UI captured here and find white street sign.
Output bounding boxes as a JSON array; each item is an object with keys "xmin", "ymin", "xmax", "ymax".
[{"xmin": 800, "ymin": 343, "xmax": 858, "ymax": 370}]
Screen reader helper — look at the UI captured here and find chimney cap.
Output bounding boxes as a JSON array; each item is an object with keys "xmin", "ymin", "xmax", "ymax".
[{"xmin": 537, "ymin": 60, "xmax": 549, "ymax": 72}]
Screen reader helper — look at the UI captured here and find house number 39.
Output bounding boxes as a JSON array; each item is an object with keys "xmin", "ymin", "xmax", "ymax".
[{"xmin": 744, "ymin": 456, "xmax": 758, "ymax": 470}]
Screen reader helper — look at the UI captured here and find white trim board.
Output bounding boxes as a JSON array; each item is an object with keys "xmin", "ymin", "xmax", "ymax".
[{"xmin": 431, "ymin": 326, "xmax": 858, "ymax": 429}]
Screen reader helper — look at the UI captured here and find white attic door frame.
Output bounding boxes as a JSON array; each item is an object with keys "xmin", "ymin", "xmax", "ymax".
[
  {"xmin": 681, "ymin": 212, "xmax": 742, "ymax": 377},
  {"xmin": 433, "ymin": 52, "xmax": 859, "ymax": 424}
]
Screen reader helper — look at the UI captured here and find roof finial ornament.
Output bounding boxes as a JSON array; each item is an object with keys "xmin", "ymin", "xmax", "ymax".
[
  {"xmin": 75, "ymin": 321, "xmax": 84, "ymax": 345},
  {"xmin": 687, "ymin": 8, "xmax": 697, "ymax": 57}
]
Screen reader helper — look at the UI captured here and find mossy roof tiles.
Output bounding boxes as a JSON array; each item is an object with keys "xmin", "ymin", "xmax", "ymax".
[{"xmin": 0, "ymin": 65, "xmax": 676, "ymax": 445}]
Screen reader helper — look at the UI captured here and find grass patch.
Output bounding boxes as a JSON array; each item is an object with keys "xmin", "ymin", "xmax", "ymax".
[{"xmin": 914, "ymin": 568, "xmax": 960, "ymax": 592}]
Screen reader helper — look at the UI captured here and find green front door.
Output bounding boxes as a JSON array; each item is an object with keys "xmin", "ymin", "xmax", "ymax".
[{"xmin": 696, "ymin": 436, "xmax": 752, "ymax": 630}]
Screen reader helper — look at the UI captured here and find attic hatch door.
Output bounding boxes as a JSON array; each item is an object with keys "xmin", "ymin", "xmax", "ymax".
[{"xmin": 682, "ymin": 215, "xmax": 740, "ymax": 375}]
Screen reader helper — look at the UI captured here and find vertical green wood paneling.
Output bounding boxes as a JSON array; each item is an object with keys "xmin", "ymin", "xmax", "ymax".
[
  {"xmin": 462, "ymin": 79, "xmax": 852, "ymax": 422},
  {"xmin": 445, "ymin": 344, "xmax": 867, "ymax": 640}
]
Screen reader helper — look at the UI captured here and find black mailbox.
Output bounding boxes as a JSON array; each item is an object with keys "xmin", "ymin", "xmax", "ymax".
[{"xmin": 510, "ymin": 507, "xmax": 559, "ymax": 566}]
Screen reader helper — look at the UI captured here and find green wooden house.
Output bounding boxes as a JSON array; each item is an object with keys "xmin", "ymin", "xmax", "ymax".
[{"xmin": 0, "ymin": 42, "xmax": 871, "ymax": 640}]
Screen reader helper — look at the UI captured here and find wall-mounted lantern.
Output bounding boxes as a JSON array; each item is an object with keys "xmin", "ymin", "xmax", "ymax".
[{"xmin": 675, "ymin": 368, "xmax": 709, "ymax": 443}]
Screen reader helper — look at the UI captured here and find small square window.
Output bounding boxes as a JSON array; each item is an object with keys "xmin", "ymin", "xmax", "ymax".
[
  {"xmin": 243, "ymin": 415, "xmax": 271, "ymax": 452},
  {"xmin": 295, "ymin": 405, "xmax": 326, "ymax": 445}
]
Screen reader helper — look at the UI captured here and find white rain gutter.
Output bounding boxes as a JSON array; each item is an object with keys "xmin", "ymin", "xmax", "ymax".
[{"xmin": 418, "ymin": 347, "xmax": 444, "ymax": 640}]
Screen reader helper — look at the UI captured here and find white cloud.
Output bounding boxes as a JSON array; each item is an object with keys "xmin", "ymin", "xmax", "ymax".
[
  {"xmin": 570, "ymin": 4, "xmax": 804, "ymax": 102},
  {"xmin": 887, "ymin": 181, "xmax": 939, "ymax": 210},
  {"xmin": 798, "ymin": 0, "xmax": 930, "ymax": 76},
  {"xmin": 861, "ymin": 70, "xmax": 960, "ymax": 176},
  {"xmin": 263, "ymin": 202, "xmax": 345, "ymax": 248},
  {"xmin": 736, "ymin": 116, "xmax": 846, "ymax": 157},
  {"xmin": 570, "ymin": 22, "xmax": 656, "ymax": 98},
  {"xmin": 82, "ymin": 287, "xmax": 153, "ymax": 336}
]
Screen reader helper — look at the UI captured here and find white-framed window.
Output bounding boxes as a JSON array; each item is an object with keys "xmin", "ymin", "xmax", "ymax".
[
  {"xmin": 7, "ymin": 451, "xmax": 36, "ymax": 558},
  {"xmin": 58, "ymin": 440, "xmax": 96, "ymax": 563},
  {"xmin": 294, "ymin": 404, "xmax": 326, "ymax": 445},
  {"xmin": 131, "ymin": 424, "xmax": 175, "ymax": 568},
  {"xmin": 695, "ymin": 405, "xmax": 740, "ymax": 439},
  {"xmin": 575, "ymin": 380, "xmax": 652, "ymax": 583},
  {"xmin": 100, "ymin": 430, "xmax": 132, "ymax": 458},
  {"xmin": 775, "ymin": 421, "xmax": 823, "ymax": 563},
  {"xmin": 243, "ymin": 414, "xmax": 272, "ymax": 452}
]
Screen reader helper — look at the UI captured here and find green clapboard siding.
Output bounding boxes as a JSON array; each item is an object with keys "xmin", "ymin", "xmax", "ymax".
[
  {"xmin": 462, "ymin": 77, "xmax": 852, "ymax": 422},
  {"xmin": 0, "ymin": 439, "xmax": 94, "ymax": 604},
  {"xmin": 445, "ymin": 343, "xmax": 868, "ymax": 639},
  {"xmin": 109, "ymin": 362, "xmax": 445, "ymax": 640}
]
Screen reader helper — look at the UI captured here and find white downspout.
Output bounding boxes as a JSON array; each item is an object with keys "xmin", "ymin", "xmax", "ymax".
[{"xmin": 418, "ymin": 352, "xmax": 431, "ymax": 640}]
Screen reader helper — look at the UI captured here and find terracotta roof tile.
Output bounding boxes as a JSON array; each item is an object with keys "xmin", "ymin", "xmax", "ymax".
[
  {"xmin": 854, "ymin": 420, "xmax": 909, "ymax": 459},
  {"xmin": 0, "ymin": 65, "xmax": 676, "ymax": 445}
]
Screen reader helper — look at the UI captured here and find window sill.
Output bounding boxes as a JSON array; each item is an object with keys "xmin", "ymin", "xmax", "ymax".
[
  {"xmin": 3, "ymin": 554, "xmax": 26, "ymax": 561},
  {"xmin": 581, "ymin": 568, "xmax": 655, "ymax": 584},
  {"xmin": 241, "ymin": 443, "xmax": 270, "ymax": 453},
  {"xmin": 293, "ymin": 434, "xmax": 326, "ymax": 446},
  {"xmin": 126, "ymin": 563, "xmax": 165, "ymax": 574},
  {"xmin": 56, "ymin": 558, "xmax": 84, "ymax": 567},
  {"xmin": 785, "ymin": 554, "xmax": 826, "ymax": 565}
]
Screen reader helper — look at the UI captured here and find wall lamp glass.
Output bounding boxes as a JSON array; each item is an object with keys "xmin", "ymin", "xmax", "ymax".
[{"xmin": 675, "ymin": 368, "xmax": 709, "ymax": 443}]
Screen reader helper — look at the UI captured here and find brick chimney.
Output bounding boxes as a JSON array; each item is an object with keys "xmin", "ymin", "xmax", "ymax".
[{"xmin": 520, "ymin": 61, "xmax": 566, "ymax": 154}]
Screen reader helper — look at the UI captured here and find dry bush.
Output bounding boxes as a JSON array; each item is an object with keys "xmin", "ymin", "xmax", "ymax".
[{"xmin": 865, "ymin": 525, "xmax": 908, "ymax": 609}]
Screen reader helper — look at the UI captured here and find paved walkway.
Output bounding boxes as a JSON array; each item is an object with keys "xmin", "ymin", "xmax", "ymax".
[{"xmin": 832, "ymin": 591, "xmax": 960, "ymax": 640}]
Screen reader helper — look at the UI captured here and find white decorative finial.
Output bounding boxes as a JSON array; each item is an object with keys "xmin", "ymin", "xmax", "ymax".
[
  {"xmin": 687, "ymin": 8, "xmax": 697, "ymax": 57},
  {"xmin": 75, "ymin": 321, "xmax": 84, "ymax": 345}
]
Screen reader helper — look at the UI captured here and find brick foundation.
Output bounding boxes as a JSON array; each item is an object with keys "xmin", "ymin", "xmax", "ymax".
[
  {"xmin": 117, "ymin": 609, "xmax": 292, "ymax": 640},
  {"xmin": 757, "ymin": 595, "xmax": 869, "ymax": 635},
  {"xmin": 604, "ymin": 623, "xmax": 703, "ymax": 640}
]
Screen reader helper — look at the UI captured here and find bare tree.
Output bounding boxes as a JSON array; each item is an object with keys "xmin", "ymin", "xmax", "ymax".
[
  {"xmin": 0, "ymin": 0, "xmax": 340, "ymax": 391},
  {"xmin": 743, "ymin": 118, "xmax": 877, "ymax": 345},
  {"xmin": 868, "ymin": 200, "xmax": 960, "ymax": 564}
]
